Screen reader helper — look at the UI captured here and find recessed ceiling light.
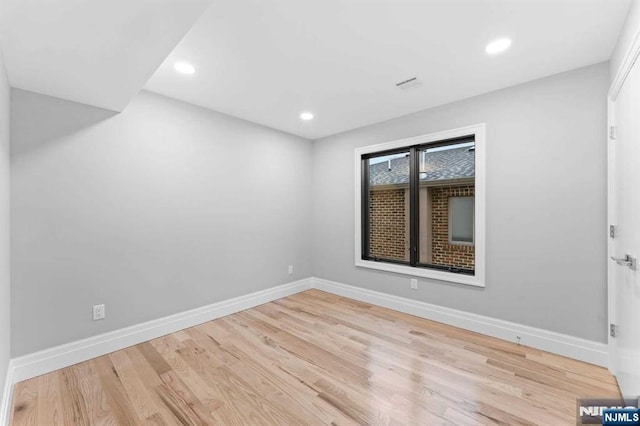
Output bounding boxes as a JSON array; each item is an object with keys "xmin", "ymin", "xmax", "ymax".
[
  {"xmin": 300, "ymin": 112, "xmax": 314, "ymax": 121},
  {"xmin": 485, "ymin": 38, "xmax": 512, "ymax": 55},
  {"xmin": 174, "ymin": 62, "xmax": 195, "ymax": 75}
]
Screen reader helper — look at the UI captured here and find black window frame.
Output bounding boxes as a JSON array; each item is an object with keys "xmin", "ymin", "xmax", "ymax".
[{"xmin": 361, "ymin": 135, "xmax": 475, "ymax": 276}]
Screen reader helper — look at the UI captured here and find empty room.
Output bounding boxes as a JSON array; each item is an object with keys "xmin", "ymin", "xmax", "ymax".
[{"xmin": 1, "ymin": 0, "xmax": 640, "ymax": 424}]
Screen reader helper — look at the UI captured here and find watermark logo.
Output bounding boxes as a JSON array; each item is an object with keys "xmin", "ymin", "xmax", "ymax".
[
  {"xmin": 577, "ymin": 398, "xmax": 640, "ymax": 425},
  {"xmin": 602, "ymin": 408, "xmax": 640, "ymax": 425}
]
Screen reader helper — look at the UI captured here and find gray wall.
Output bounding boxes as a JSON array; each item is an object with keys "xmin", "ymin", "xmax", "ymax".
[
  {"xmin": 0, "ymin": 49, "xmax": 10, "ymax": 400},
  {"xmin": 11, "ymin": 89, "xmax": 312, "ymax": 356},
  {"xmin": 311, "ymin": 62, "xmax": 610, "ymax": 343},
  {"xmin": 8, "ymin": 61, "xmax": 612, "ymax": 357},
  {"xmin": 611, "ymin": 0, "xmax": 638, "ymax": 83}
]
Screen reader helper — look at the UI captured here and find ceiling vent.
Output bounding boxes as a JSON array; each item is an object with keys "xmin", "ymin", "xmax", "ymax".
[{"xmin": 395, "ymin": 77, "xmax": 422, "ymax": 90}]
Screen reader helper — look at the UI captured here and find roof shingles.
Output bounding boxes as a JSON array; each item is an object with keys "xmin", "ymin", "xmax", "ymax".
[{"xmin": 369, "ymin": 146, "xmax": 475, "ymax": 186}]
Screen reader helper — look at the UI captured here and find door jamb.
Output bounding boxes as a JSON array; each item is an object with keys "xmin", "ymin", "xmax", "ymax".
[{"xmin": 607, "ymin": 98, "xmax": 616, "ymax": 375}]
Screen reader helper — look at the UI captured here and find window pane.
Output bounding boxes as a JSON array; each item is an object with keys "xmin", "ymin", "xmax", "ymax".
[
  {"xmin": 418, "ymin": 141, "xmax": 475, "ymax": 272},
  {"xmin": 366, "ymin": 151, "xmax": 410, "ymax": 262},
  {"xmin": 450, "ymin": 197, "xmax": 474, "ymax": 243}
]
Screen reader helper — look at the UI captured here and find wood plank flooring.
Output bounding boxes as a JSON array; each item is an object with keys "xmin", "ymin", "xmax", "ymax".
[{"xmin": 10, "ymin": 289, "xmax": 620, "ymax": 425}]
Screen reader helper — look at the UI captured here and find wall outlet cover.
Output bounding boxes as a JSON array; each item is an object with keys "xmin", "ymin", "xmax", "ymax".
[{"xmin": 93, "ymin": 304, "xmax": 105, "ymax": 321}]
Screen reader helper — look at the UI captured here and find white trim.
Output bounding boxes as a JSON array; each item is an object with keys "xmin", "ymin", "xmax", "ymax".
[
  {"xmin": 313, "ymin": 277, "xmax": 609, "ymax": 367},
  {"xmin": 9, "ymin": 279, "xmax": 312, "ymax": 385},
  {"xmin": 607, "ymin": 98, "xmax": 617, "ymax": 375},
  {"xmin": 354, "ymin": 123, "xmax": 486, "ymax": 287},
  {"xmin": 0, "ymin": 361, "xmax": 14, "ymax": 426},
  {"xmin": 609, "ymin": 23, "xmax": 640, "ymax": 102}
]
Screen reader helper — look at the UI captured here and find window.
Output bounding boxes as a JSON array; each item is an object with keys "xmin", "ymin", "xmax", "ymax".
[
  {"xmin": 355, "ymin": 124, "xmax": 485, "ymax": 287},
  {"xmin": 449, "ymin": 197, "xmax": 474, "ymax": 245}
]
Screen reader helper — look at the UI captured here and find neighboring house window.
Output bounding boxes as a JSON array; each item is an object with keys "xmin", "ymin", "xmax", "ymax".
[
  {"xmin": 355, "ymin": 124, "xmax": 485, "ymax": 287},
  {"xmin": 449, "ymin": 196, "xmax": 474, "ymax": 245}
]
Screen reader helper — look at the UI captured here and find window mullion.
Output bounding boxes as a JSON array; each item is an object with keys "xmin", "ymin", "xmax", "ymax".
[
  {"xmin": 409, "ymin": 146, "xmax": 419, "ymax": 266},
  {"xmin": 361, "ymin": 158, "xmax": 370, "ymax": 259}
]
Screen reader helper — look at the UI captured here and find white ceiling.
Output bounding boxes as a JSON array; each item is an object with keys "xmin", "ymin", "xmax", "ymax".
[
  {"xmin": 145, "ymin": 0, "xmax": 630, "ymax": 139},
  {"xmin": 0, "ymin": 0, "xmax": 212, "ymax": 111},
  {"xmin": 0, "ymin": 0, "xmax": 630, "ymax": 137}
]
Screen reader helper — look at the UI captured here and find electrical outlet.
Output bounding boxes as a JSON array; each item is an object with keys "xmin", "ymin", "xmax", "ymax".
[
  {"xmin": 410, "ymin": 278, "xmax": 418, "ymax": 290},
  {"xmin": 288, "ymin": 265, "xmax": 294, "ymax": 274},
  {"xmin": 93, "ymin": 304, "xmax": 105, "ymax": 321}
]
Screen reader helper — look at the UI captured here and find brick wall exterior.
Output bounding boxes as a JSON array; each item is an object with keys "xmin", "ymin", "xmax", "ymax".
[
  {"xmin": 368, "ymin": 184, "xmax": 475, "ymax": 271},
  {"xmin": 431, "ymin": 184, "xmax": 475, "ymax": 270},
  {"xmin": 369, "ymin": 188, "xmax": 408, "ymax": 261}
]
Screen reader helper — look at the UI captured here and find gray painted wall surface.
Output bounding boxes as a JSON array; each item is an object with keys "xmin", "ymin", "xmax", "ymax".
[
  {"xmin": 311, "ymin": 62, "xmax": 610, "ymax": 343},
  {"xmin": 11, "ymin": 89, "xmax": 312, "ymax": 356},
  {"xmin": 0, "ymin": 48, "xmax": 10, "ymax": 401},
  {"xmin": 9, "ymin": 61, "xmax": 612, "ymax": 357}
]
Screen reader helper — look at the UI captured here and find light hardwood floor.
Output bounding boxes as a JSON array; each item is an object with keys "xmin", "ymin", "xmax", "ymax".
[{"xmin": 10, "ymin": 289, "xmax": 620, "ymax": 425}]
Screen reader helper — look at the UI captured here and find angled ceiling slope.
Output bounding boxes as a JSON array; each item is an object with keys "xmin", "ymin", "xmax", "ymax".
[
  {"xmin": 0, "ymin": 0, "xmax": 212, "ymax": 111},
  {"xmin": 146, "ymin": 0, "xmax": 630, "ymax": 139}
]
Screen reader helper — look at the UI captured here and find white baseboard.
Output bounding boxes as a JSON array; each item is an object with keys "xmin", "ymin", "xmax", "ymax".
[
  {"xmin": 10, "ymin": 278, "xmax": 312, "ymax": 385},
  {"xmin": 312, "ymin": 277, "xmax": 609, "ymax": 368},
  {"xmin": 0, "ymin": 360, "xmax": 14, "ymax": 426},
  {"xmin": 2, "ymin": 275, "xmax": 610, "ymax": 425}
]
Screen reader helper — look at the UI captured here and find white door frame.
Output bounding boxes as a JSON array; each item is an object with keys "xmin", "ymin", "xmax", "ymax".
[
  {"xmin": 607, "ymin": 27, "xmax": 640, "ymax": 375},
  {"xmin": 607, "ymin": 97, "xmax": 616, "ymax": 374}
]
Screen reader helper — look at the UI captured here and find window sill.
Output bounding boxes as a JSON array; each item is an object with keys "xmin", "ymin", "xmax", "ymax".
[{"xmin": 355, "ymin": 258, "xmax": 485, "ymax": 287}]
